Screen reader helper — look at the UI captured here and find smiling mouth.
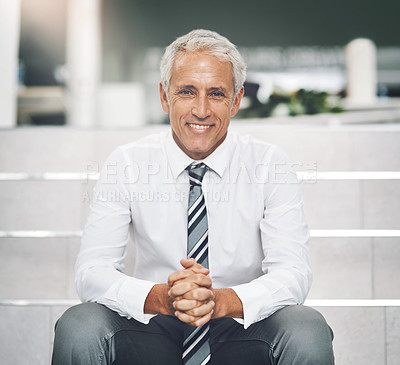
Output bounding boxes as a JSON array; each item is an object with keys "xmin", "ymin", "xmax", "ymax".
[{"xmin": 187, "ymin": 123, "xmax": 213, "ymax": 130}]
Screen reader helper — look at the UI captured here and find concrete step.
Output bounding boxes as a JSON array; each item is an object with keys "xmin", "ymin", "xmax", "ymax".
[
  {"xmin": 302, "ymin": 179, "xmax": 400, "ymax": 229},
  {"xmin": 0, "ymin": 237, "xmax": 399, "ymax": 301},
  {"xmin": 0, "ymin": 123, "xmax": 400, "ymax": 172},
  {"xmin": 308, "ymin": 237, "xmax": 400, "ymax": 300},
  {"xmin": 0, "ymin": 178, "xmax": 399, "ymax": 230}
]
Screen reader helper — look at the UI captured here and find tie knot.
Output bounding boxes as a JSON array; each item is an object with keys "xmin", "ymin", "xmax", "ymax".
[{"xmin": 187, "ymin": 162, "xmax": 208, "ymax": 185}]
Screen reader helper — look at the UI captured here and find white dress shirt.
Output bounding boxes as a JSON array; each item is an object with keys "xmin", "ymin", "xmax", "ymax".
[{"xmin": 75, "ymin": 130, "xmax": 312, "ymax": 329}]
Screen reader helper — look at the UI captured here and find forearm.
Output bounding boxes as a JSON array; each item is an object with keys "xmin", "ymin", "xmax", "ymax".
[
  {"xmin": 212, "ymin": 288, "xmax": 243, "ymax": 319},
  {"xmin": 144, "ymin": 283, "xmax": 173, "ymax": 316}
]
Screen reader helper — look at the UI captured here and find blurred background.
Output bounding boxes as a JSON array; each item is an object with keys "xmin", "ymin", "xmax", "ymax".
[
  {"xmin": 1, "ymin": 1, "xmax": 400, "ymax": 364},
  {"xmin": 2, "ymin": 0, "xmax": 400, "ymax": 127}
]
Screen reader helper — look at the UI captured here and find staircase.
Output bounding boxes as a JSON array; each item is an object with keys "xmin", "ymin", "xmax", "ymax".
[{"xmin": 1, "ymin": 119, "xmax": 399, "ymax": 364}]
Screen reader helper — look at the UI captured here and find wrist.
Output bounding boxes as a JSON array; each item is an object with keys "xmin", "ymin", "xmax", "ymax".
[
  {"xmin": 212, "ymin": 289, "xmax": 225, "ymax": 318},
  {"xmin": 144, "ymin": 283, "xmax": 172, "ymax": 315},
  {"xmin": 212, "ymin": 288, "xmax": 243, "ymax": 319}
]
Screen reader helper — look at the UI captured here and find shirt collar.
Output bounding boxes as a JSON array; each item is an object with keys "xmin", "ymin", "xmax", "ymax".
[{"xmin": 163, "ymin": 129, "xmax": 233, "ymax": 180}]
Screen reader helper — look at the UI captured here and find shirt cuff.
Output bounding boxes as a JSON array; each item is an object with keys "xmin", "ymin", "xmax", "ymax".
[
  {"xmin": 102, "ymin": 276, "xmax": 158, "ymax": 324},
  {"xmin": 231, "ymin": 281, "xmax": 273, "ymax": 329}
]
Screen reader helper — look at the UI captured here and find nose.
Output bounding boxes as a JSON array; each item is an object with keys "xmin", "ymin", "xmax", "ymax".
[{"xmin": 192, "ymin": 95, "xmax": 211, "ymax": 120}]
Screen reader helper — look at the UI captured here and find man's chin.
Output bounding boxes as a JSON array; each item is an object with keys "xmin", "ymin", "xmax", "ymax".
[{"xmin": 184, "ymin": 145, "xmax": 213, "ymax": 160}]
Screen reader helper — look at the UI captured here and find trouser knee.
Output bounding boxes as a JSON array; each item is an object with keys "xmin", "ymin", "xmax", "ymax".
[
  {"xmin": 52, "ymin": 303, "xmax": 116, "ymax": 364},
  {"xmin": 273, "ymin": 306, "xmax": 334, "ymax": 364},
  {"xmin": 52, "ymin": 304, "xmax": 185, "ymax": 365},
  {"xmin": 55, "ymin": 303, "xmax": 110, "ymax": 343}
]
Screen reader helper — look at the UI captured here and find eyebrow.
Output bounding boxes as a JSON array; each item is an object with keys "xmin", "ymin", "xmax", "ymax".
[
  {"xmin": 176, "ymin": 85, "xmax": 228, "ymax": 93},
  {"xmin": 209, "ymin": 87, "xmax": 228, "ymax": 94},
  {"xmin": 177, "ymin": 85, "xmax": 196, "ymax": 90}
]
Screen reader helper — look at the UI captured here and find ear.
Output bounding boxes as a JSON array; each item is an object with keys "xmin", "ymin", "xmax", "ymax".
[
  {"xmin": 159, "ymin": 82, "xmax": 170, "ymax": 114},
  {"xmin": 230, "ymin": 86, "xmax": 245, "ymax": 117}
]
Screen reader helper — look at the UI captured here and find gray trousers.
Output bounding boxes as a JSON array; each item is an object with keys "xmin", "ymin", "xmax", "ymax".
[{"xmin": 52, "ymin": 303, "xmax": 334, "ymax": 364}]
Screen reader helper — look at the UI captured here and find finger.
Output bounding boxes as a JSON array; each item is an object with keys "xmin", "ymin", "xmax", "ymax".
[
  {"xmin": 180, "ymin": 273, "xmax": 211, "ymax": 287},
  {"xmin": 180, "ymin": 258, "xmax": 210, "ymax": 275},
  {"xmin": 170, "ymin": 281, "xmax": 199, "ymax": 297},
  {"xmin": 168, "ymin": 269, "xmax": 194, "ymax": 286},
  {"xmin": 184, "ymin": 300, "xmax": 215, "ymax": 317},
  {"xmin": 170, "ymin": 274, "xmax": 212, "ymax": 295},
  {"xmin": 175, "ymin": 309, "xmax": 214, "ymax": 327},
  {"xmin": 174, "ymin": 301, "xmax": 214, "ymax": 321},
  {"xmin": 172, "ymin": 289, "xmax": 213, "ymax": 311},
  {"xmin": 191, "ymin": 311, "xmax": 214, "ymax": 327},
  {"xmin": 182, "ymin": 288, "xmax": 214, "ymax": 302},
  {"xmin": 180, "ymin": 258, "xmax": 209, "ymax": 275},
  {"xmin": 173, "ymin": 299, "xmax": 200, "ymax": 312},
  {"xmin": 168, "ymin": 268, "xmax": 210, "ymax": 286}
]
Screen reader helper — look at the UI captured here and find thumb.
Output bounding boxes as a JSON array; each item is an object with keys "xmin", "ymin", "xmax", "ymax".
[{"xmin": 180, "ymin": 258, "xmax": 209, "ymax": 275}]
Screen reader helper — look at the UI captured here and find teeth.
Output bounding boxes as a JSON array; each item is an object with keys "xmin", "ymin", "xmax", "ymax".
[{"xmin": 188, "ymin": 123, "xmax": 211, "ymax": 129}]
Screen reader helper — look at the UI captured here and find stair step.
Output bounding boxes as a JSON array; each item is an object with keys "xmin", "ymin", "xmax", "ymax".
[
  {"xmin": 1, "ymin": 124, "xmax": 400, "ymax": 172},
  {"xmin": 0, "ymin": 178, "xmax": 399, "ymax": 230},
  {"xmin": 1, "ymin": 236, "xmax": 399, "ymax": 300}
]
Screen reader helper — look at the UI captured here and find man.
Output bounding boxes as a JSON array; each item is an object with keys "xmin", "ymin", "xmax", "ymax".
[{"xmin": 52, "ymin": 29, "xmax": 334, "ymax": 364}]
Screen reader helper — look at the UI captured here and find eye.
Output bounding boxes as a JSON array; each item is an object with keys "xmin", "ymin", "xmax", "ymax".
[
  {"xmin": 210, "ymin": 91, "xmax": 225, "ymax": 98},
  {"xmin": 178, "ymin": 89, "xmax": 193, "ymax": 96}
]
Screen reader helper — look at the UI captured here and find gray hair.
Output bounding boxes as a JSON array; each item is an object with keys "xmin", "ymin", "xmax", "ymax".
[{"xmin": 160, "ymin": 29, "xmax": 246, "ymax": 98}]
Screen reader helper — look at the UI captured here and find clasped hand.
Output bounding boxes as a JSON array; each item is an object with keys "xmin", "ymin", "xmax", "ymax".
[{"xmin": 168, "ymin": 258, "xmax": 215, "ymax": 327}]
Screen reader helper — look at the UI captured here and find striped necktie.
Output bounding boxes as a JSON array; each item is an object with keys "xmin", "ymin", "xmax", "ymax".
[{"xmin": 183, "ymin": 162, "xmax": 211, "ymax": 365}]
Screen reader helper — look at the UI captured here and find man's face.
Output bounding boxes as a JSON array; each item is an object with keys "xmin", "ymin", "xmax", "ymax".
[{"xmin": 160, "ymin": 51, "xmax": 244, "ymax": 160}]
